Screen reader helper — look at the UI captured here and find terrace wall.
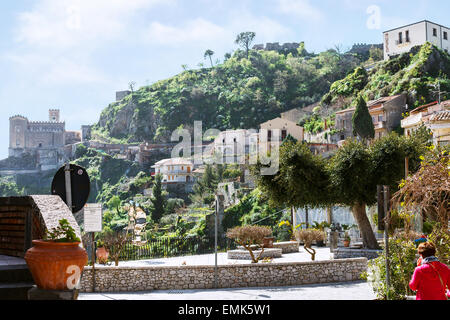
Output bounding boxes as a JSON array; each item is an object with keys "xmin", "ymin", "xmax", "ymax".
[{"xmin": 79, "ymin": 257, "xmax": 367, "ymax": 292}]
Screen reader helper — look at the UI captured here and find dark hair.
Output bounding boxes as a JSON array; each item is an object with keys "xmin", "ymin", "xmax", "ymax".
[{"xmin": 418, "ymin": 242, "xmax": 436, "ymax": 258}]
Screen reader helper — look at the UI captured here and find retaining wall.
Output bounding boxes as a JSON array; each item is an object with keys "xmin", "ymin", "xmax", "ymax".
[
  {"xmin": 333, "ymin": 248, "xmax": 382, "ymax": 260},
  {"xmin": 79, "ymin": 257, "xmax": 368, "ymax": 293}
]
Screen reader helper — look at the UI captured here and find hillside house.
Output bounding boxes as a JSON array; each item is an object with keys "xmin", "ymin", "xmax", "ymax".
[
  {"xmin": 152, "ymin": 157, "xmax": 194, "ymax": 184},
  {"xmin": 213, "ymin": 129, "xmax": 258, "ymax": 164},
  {"xmin": 259, "ymin": 117, "xmax": 304, "ymax": 142},
  {"xmin": 333, "ymin": 94, "xmax": 406, "ymax": 142},
  {"xmin": 401, "ymin": 101, "xmax": 443, "ymax": 136},
  {"xmin": 368, "ymin": 94, "xmax": 407, "ymax": 139},
  {"xmin": 402, "ymin": 100, "xmax": 450, "ymax": 146},
  {"xmin": 429, "ymin": 108, "xmax": 450, "ymax": 146},
  {"xmin": 383, "ymin": 20, "xmax": 450, "ymax": 60}
]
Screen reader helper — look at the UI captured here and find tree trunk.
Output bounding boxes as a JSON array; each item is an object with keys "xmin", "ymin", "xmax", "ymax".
[
  {"xmin": 304, "ymin": 245, "xmax": 316, "ymax": 261},
  {"xmin": 352, "ymin": 202, "xmax": 380, "ymax": 249}
]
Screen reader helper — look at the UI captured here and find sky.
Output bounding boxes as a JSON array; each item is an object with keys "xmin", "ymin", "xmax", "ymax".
[{"xmin": 0, "ymin": 0, "xmax": 448, "ymax": 159}]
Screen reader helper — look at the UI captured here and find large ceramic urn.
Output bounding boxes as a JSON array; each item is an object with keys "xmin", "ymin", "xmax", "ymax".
[{"xmin": 25, "ymin": 240, "xmax": 88, "ymax": 291}]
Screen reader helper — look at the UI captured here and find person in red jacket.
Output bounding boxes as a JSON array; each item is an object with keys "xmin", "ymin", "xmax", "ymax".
[{"xmin": 409, "ymin": 242, "xmax": 450, "ymax": 300}]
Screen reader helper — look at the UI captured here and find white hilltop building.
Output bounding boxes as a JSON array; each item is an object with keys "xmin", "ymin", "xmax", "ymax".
[{"xmin": 383, "ymin": 20, "xmax": 450, "ymax": 60}]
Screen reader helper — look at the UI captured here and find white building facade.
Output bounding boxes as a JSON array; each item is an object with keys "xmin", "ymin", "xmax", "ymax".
[
  {"xmin": 152, "ymin": 158, "xmax": 194, "ymax": 184},
  {"xmin": 383, "ymin": 20, "xmax": 450, "ymax": 60}
]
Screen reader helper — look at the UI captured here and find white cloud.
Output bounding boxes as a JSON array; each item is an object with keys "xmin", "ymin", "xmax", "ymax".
[
  {"xmin": 144, "ymin": 14, "xmax": 292, "ymax": 50},
  {"xmin": 145, "ymin": 18, "xmax": 228, "ymax": 46},
  {"xmin": 278, "ymin": 0, "xmax": 324, "ymax": 22},
  {"xmin": 15, "ymin": 0, "xmax": 170, "ymax": 48},
  {"xmin": 9, "ymin": 0, "xmax": 174, "ymax": 87}
]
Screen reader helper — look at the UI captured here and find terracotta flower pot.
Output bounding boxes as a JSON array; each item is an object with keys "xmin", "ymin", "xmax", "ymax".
[
  {"xmin": 96, "ymin": 247, "xmax": 109, "ymax": 264},
  {"xmin": 343, "ymin": 240, "xmax": 350, "ymax": 247},
  {"xmin": 25, "ymin": 240, "xmax": 88, "ymax": 291},
  {"xmin": 263, "ymin": 237, "xmax": 275, "ymax": 248}
]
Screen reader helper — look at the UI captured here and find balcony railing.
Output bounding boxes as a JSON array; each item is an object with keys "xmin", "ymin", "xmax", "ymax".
[
  {"xmin": 401, "ymin": 113, "xmax": 422, "ymax": 128},
  {"xmin": 374, "ymin": 121, "xmax": 387, "ymax": 129}
]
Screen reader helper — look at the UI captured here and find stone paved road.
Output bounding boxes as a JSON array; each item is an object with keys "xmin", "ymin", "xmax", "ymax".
[{"xmin": 79, "ymin": 281, "xmax": 376, "ymax": 300}]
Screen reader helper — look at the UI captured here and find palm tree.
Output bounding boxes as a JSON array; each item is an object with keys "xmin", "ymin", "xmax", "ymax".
[{"xmin": 204, "ymin": 49, "xmax": 215, "ymax": 68}]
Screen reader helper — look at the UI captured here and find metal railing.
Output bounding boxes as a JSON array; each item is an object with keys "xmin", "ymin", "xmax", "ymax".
[{"xmin": 116, "ymin": 236, "xmax": 237, "ymax": 261}]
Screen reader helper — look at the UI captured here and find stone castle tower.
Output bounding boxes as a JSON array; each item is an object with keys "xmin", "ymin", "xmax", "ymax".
[{"xmin": 8, "ymin": 109, "xmax": 83, "ymax": 170}]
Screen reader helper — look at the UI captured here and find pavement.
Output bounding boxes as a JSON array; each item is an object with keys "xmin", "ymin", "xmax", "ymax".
[
  {"xmin": 79, "ymin": 247, "xmax": 376, "ymax": 300},
  {"xmin": 78, "ymin": 281, "xmax": 376, "ymax": 300},
  {"xmin": 92, "ymin": 246, "xmax": 334, "ymax": 268}
]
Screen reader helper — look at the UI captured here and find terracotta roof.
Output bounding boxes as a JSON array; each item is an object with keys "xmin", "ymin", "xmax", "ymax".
[
  {"xmin": 367, "ymin": 94, "xmax": 402, "ymax": 108},
  {"xmin": 152, "ymin": 157, "xmax": 193, "ymax": 167},
  {"xmin": 430, "ymin": 110, "xmax": 450, "ymax": 122},
  {"xmin": 411, "ymin": 101, "xmax": 439, "ymax": 114},
  {"xmin": 335, "ymin": 107, "xmax": 356, "ymax": 114}
]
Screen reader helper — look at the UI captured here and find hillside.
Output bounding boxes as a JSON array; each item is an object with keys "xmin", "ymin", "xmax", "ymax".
[
  {"xmin": 320, "ymin": 42, "xmax": 450, "ymax": 110},
  {"xmin": 91, "ymin": 45, "xmax": 376, "ymax": 143}
]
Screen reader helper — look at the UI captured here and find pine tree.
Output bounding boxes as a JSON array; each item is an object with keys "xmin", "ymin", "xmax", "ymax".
[
  {"xmin": 352, "ymin": 95, "xmax": 375, "ymax": 140},
  {"xmin": 149, "ymin": 174, "xmax": 167, "ymax": 223}
]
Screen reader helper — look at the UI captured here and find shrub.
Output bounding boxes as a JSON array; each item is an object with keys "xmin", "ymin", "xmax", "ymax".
[
  {"xmin": 363, "ymin": 233, "xmax": 417, "ymax": 300},
  {"xmin": 226, "ymin": 225, "xmax": 272, "ymax": 263},
  {"xmin": 294, "ymin": 229, "xmax": 324, "ymax": 260}
]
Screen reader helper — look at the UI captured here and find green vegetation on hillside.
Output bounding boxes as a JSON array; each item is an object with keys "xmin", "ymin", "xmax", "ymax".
[
  {"xmin": 322, "ymin": 42, "xmax": 450, "ymax": 109},
  {"xmin": 92, "ymin": 41, "xmax": 373, "ymax": 143}
]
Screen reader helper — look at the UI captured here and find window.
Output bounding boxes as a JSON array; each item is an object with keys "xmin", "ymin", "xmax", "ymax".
[
  {"xmin": 378, "ymin": 115, "xmax": 383, "ymax": 122},
  {"xmin": 433, "ymin": 28, "xmax": 437, "ymax": 37},
  {"xmin": 281, "ymin": 130, "xmax": 287, "ymax": 141},
  {"xmin": 398, "ymin": 32, "xmax": 403, "ymax": 44},
  {"xmin": 405, "ymin": 30, "xmax": 410, "ymax": 42},
  {"xmin": 444, "ymin": 32, "xmax": 448, "ymax": 40}
]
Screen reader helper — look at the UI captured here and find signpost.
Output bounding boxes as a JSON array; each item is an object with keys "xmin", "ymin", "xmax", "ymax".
[
  {"xmin": 84, "ymin": 203, "xmax": 103, "ymax": 293},
  {"xmin": 51, "ymin": 163, "xmax": 94, "ymax": 291},
  {"xmin": 51, "ymin": 163, "xmax": 90, "ymax": 213}
]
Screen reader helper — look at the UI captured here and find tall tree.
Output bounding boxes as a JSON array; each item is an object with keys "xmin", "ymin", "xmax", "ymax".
[
  {"xmin": 328, "ymin": 139, "xmax": 379, "ymax": 249},
  {"xmin": 352, "ymin": 95, "xmax": 375, "ymax": 140},
  {"xmin": 204, "ymin": 49, "xmax": 215, "ymax": 68},
  {"xmin": 235, "ymin": 32, "xmax": 256, "ymax": 59},
  {"xmin": 149, "ymin": 173, "xmax": 167, "ymax": 223},
  {"xmin": 253, "ymin": 140, "xmax": 334, "ymax": 232}
]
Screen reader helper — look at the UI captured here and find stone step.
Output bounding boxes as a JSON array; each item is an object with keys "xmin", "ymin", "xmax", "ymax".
[
  {"xmin": 0, "ymin": 282, "xmax": 34, "ymax": 300},
  {"xmin": 0, "ymin": 265, "xmax": 34, "ymax": 283}
]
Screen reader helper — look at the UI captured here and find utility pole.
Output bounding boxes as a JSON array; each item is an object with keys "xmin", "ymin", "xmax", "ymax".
[
  {"xmin": 383, "ymin": 185, "xmax": 390, "ymax": 300},
  {"xmin": 214, "ymin": 195, "xmax": 219, "ymax": 289}
]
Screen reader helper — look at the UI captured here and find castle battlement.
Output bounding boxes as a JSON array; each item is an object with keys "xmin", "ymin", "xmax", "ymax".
[
  {"xmin": 9, "ymin": 115, "xmax": 28, "ymax": 120},
  {"xmin": 28, "ymin": 121, "xmax": 65, "ymax": 125}
]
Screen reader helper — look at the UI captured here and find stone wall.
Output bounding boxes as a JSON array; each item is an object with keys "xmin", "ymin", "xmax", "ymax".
[
  {"xmin": 333, "ymin": 248, "xmax": 382, "ymax": 260},
  {"xmin": 0, "ymin": 195, "xmax": 81, "ymax": 257},
  {"xmin": 79, "ymin": 258, "xmax": 367, "ymax": 293},
  {"xmin": 273, "ymin": 241, "xmax": 299, "ymax": 253}
]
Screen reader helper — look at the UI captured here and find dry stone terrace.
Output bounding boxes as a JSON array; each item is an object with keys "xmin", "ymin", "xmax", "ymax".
[{"xmin": 79, "ymin": 257, "xmax": 368, "ymax": 293}]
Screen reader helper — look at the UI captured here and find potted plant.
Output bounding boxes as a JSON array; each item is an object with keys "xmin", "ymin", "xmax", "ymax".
[
  {"xmin": 343, "ymin": 233, "xmax": 351, "ymax": 247},
  {"xmin": 24, "ymin": 219, "xmax": 88, "ymax": 291},
  {"xmin": 263, "ymin": 236, "xmax": 275, "ymax": 248},
  {"xmin": 95, "ymin": 239, "xmax": 109, "ymax": 265}
]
